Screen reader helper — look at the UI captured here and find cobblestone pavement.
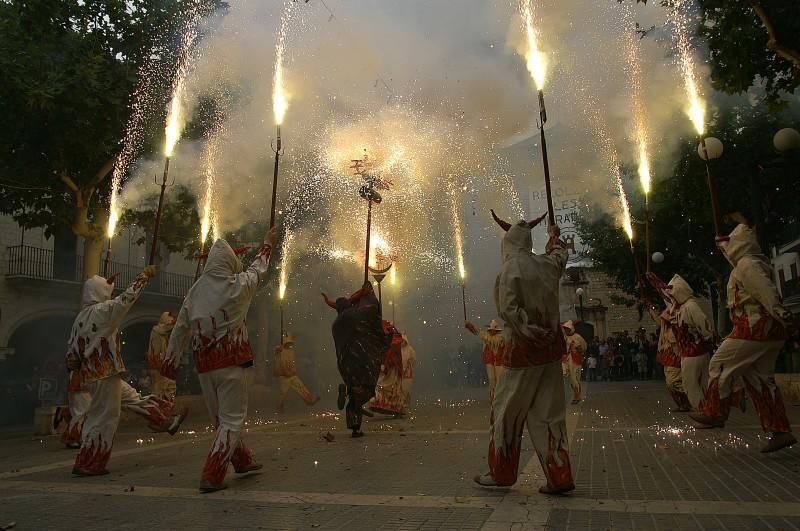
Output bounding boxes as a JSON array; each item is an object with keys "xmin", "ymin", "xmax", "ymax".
[{"xmin": 0, "ymin": 380, "xmax": 799, "ymax": 530}]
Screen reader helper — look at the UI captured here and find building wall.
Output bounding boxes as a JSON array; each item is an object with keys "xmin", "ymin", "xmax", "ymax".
[{"xmin": 559, "ymin": 267, "xmax": 715, "ymax": 339}]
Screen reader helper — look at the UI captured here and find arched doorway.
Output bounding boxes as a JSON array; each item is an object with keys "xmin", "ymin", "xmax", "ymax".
[{"xmin": 2, "ymin": 312, "xmax": 74, "ymax": 425}]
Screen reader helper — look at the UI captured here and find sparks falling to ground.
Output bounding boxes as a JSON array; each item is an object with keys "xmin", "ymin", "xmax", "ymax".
[
  {"xmin": 272, "ymin": 0, "xmax": 296, "ymax": 126},
  {"xmin": 671, "ymin": 0, "xmax": 705, "ymax": 135},
  {"xmin": 278, "ymin": 231, "xmax": 294, "ymax": 301},
  {"xmin": 519, "ymin": 0, "xmax": 547, "ymax": 90}
]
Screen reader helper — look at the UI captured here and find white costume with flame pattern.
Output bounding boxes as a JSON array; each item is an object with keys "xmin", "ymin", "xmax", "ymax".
[
  {"xmin": 698, "ymin": 225, "xmax": 793, "ymax": 435},
  {"xmin": 68, "ymin": 273, "xmax": 178, "ymax": 474},
  {"xmin": 165, "ymin": 239, "xmax": 272, "ymax": 490},
  {"xmin": 481, "ymin": 219, "xmax": 574, "ymax": 493},
  {"xmin": 561, "ymin": 321, "xmax": 586, "ymax": 403}
]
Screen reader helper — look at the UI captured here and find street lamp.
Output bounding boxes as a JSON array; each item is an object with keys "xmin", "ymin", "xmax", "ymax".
[
  {"xmin": 652, "ymin": 251, "xmax": 664, "ymax": 264},
  {"xmin": 575, "ymin": 287, "xmax": 585, "ymax": 321},
  {"xmin": 773, "ymin": 128, "xmax": 800, "ymax": 152},
  {"xmin": 697, "ymin": 136, "xmax": 724, "ymax": 236}
]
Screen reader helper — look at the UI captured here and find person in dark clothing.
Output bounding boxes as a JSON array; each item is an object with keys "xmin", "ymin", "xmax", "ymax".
[{"xmin": 322, "ymin": 283, "xmax": 391, "ymax": 438}]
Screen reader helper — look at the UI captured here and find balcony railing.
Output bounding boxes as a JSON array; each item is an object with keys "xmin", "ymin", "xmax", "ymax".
[{"xmin": 6, "ymin": 245, "xmax": 193, "ymax": 298}]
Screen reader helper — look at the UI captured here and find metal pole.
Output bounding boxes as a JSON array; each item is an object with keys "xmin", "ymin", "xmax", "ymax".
[
  {"xmin": 629, "ymin": 239, "xmax": 645, "ymax": 299},
  {"xmin": 148, "ymin": 157, "xmax": 170, "ymax": 266},
  {"xmin": 537, "ymin": 89, "xmax": 555, "ymax": 225},
  {"xmin": 645, "ymin": 195, "xmax": 652, "ymax": 273},
  {"xmin": 269, "ymin": 124, "xmax": 282, "ymax": 229},
  {"xmin": 377, "ymin": 280, "xmax": 382, "ymax": 306},
  {"xmin": 460, "ymin": 281, "xmax": 467, "ymax": 321},
  {"xmin": 103, "ymin": 237, "xmax": 112, "ymax": 277},
  {"xmin": 194, "ymin": 239, "xmax": 206, "ymax": 280},
  {"xmin": 280, "ymin": 299, "xmax": 284, "ymax": 340},
  {"xmin": 363, "ymin": 193, "xmax": 373, "ymax": 285},
  {"xmin": 579, "ymin": 295, "xmax": 584, "ymax": 321},
  {"xmin": 699, "ymin": 137, "xmax": 721, "ymax": 236}
]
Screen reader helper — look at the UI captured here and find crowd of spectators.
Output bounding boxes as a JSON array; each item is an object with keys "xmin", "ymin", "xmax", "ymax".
[{"xmin": 582, "ymin": 328, "xmax": 661, "ymax": 382}]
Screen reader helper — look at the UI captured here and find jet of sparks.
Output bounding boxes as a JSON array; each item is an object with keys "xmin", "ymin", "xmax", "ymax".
[
  {"xmin": 671, "ymin": 0, "xmax": 705, "ymax": 135},
  {"xmin": 519, "ymin": 0, "xmax": 547, "ymax": 90},
  {"xmin": 278, "ymin": 231, "xmax": 294, "ymax": 300},
  {"xmin": 272, "ymin": 1, "xmax": 295, "ymax": 125},
  {"xmin": 164, "ymin": 77, "xmax": 186, "ymax": 157}
]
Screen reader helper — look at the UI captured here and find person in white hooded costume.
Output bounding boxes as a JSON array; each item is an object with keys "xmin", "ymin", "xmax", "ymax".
[
  {"xmin": 691, "ymin": 224, "xmax": 796, "ymax": 452},
  {"xmin": 67, "ymin": 268, "xmax": 186, "ymax": 476},
  {"xmin": 400, "ymin": 332, "xmax": 416, "ymax": 410},
  {"xmin": 647, "ymin": 272, "xmax": 714, "ymax": 412},
  {"xmin": 474, "ymin": 211, "xmax": 574, "ymax": 495},
  {"xmin": 561, "ymin": 320, "xmax": 586, "ymax": 405},
  {"xmin": 145, "ymin": 311, "xmax": 177, "ymax": 400},
  {"xmin": 163, "ymin": 229, "xmax": 276, "ymax": 492},
  {"xmin": 644, "ymin": 276, "xmax": 691, "ymax": 411}
]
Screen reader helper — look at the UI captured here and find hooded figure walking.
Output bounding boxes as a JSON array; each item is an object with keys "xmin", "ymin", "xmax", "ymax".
[
  {"xmin": 643, "ymin": 279, "xmax": 691, "ymax": 412},
  {"xmin": 322, "ymin": 282, "xmax": 390, "ymax": 437},
  {"xmin": 561, "ymin": 320, "xmax": 586, "ymax": 405},
  {"xmin": 163, "ymin": 228, "xmax": 277, "ymax": 492},
  {"xmin": 465, "ymin": 319, "xmax": 506, "ymax": 400},
  {"xmin": 67, "ymin": 268, "xmax": 187, "ymax": 476},
  {"xmin": 146, "ymin": 311, "xmax": 177, "ymax": 401},
  {"xmin": 690, "ymin": 224, "xmax": 796, "ymax": 452},
  {"xmin": 474, "ymin": 211, "xmax": 574, "ymax": 495}
]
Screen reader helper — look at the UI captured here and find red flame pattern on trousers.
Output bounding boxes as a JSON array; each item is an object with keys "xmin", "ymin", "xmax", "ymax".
[
  {"xmin": 74, "ymin": 434, "xmax": 113, "ymax": 473},
  {"xmin": 656, "ymin": 348, "xmax": 681, "ymax": 368},
  {"xmin": 675, "ymin": 323, "xmax": 710, "ymax": 358},
  {"xmin": 202, "ymin": 431, "xmax": 233, "ymax": 486},
  {"xmin": 536, "ymin": 429, "xmax": 575, "ymax": 492},
  {"xmin": 743, "ymin": 378, "xmax": 790, "ymax": 433},
  {"xmin": 61, "ymin": 416, "xmax": 83, "ymax": 446},
  {"xmin": 230, "ymin": 441, "xmax": 256, "ymax": 472}
]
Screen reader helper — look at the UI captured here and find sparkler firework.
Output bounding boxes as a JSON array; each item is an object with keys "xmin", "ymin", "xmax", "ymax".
[
  {"xmin": 620, "ymin": 2, "xmax": 653, "ymax": 270},
  {"xmin": 670, "ymin": 0, "xmax": 720, "ymax": 235},
  {"xmin": 269, "ymin": 0, "xmax": 296, "ymax": 229},
  {"xmin": 519, "ymin": 0, "xmax": 555, "ymax": 225}
]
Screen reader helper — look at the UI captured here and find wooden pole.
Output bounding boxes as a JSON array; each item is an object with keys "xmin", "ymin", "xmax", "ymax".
[
  {"xmin": 269, "ymin": 124, "xmax": 282, "ymax": 229},
  {"xmin": 537, "ymin": 89, "xmax": 555, "ymax": 225}
]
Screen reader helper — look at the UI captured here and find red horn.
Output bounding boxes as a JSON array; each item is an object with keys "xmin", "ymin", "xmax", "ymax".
[
  {"xmin": 321, "ymin": 292, "xmax": 337, "ymax": 309},
  {"xmin": 490, "ymin": 209, "xmax": 511, "ymax": 232},
  {"xmin": 528, "ymin": 212, "xmax": 547, "ymax": 229}
]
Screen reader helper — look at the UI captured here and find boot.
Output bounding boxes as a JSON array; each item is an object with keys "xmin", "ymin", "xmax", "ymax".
[
  {"xmin": 689, "ymin": 412, "xmax": 724, "ymax": 428},
  {"xmin": 539, "ymin": 483, "xmax": 575, "ymax": 495},
  {"xmin": 761, "ymin": 432, "xmax": 797, "ymax": 453},
  {"xmin": 72, "ymin": 467, "xmax": 109, "ymax": 477},
  {"xmin": 166, "ymin": 406, "xmax": 189, "ymax": 436},
  {"xmin": 234, "ymin": 462, "xmax": 263, "ymax": 473},
  {"xmin": 473, "ymin": 473, "xmax": 500, "ymax": 487},
  {"xmin": 199, "ymin": 480, "xmax": 228, "ymax": 493}
]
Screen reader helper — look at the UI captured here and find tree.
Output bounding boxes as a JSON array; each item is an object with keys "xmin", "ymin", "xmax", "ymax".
[
  {"xmin": 577, "ymin": 99, "xmax": 800, "ymax": 332},
  {"xmin": 624, "ymin": 1, "xmax": 800, "ymax": 105},
  {"xmin": 120, "ymin": 185, "xmax": 203, "ymax": 262},
  {"xmin": 0, "ymin": 0, "xmax": 223, "ymax": 279}
]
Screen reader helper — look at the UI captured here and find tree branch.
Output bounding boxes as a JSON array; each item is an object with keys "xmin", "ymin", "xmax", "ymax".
[{"xmin": 749, "ymin": 1, "xmax": 800, "ymax": 70}]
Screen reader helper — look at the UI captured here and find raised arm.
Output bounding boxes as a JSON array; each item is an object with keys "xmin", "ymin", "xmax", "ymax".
[
  {"xmin": 162, "ymin": 304, "xmax": 190, "ymax": 380},
  {"xmin": 107, "ymin": 267, "xmax": 155, "ymax": 328},
  {"xmin": 240, "ymin": 227, "xmax": 278, "ymax": 298}
]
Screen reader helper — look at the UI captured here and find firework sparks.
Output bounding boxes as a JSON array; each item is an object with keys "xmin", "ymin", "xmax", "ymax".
[
  {"xmin": 278, "ymin": 231, "xmax": 294, "ymax": 301},
  {"xmin": 671, "ymin": 0, "xmax": 705, "ymax": 135},
  {"xmin": 519, "ymin": 0, "xmax": 546, "ymax": 90},
  {"xmin": 272, "ymin": 0, "xmax": 295, "ymax": 126}
]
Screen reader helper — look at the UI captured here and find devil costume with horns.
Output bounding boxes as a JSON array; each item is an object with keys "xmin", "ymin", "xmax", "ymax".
[
  {"xmin": 475, "ymin": 210, "xmax": 574, "ymax": 495},
  {"xmin": 691, "ymin": 224, "xmax": 796, "ymax": 452},
  {"xmin": 164, "ymin": 231, "xmax": 276, "ymax": 492},
  {"xmin": 322, "ymin": 282, "xmax": 391, "ymax": 437}
]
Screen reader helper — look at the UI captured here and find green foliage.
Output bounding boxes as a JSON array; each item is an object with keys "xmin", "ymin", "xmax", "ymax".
[
  {"xmin": 119, "ymin": 184, "xmax": 202, "ymax": 259},
  {"xmin": 0, "ymin": 0, "xmax": 225, "ymax": 238},
  {"xmin": 577, "ymin": 99, "xmax": 800, "ymax": 300},
  {"xmin": 623, "ymin": 0, "xmax": 800, "ymax": 106}
]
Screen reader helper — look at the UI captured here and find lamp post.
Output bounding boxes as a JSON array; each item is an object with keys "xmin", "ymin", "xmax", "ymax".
[
  {"xmin": 652, "ymin": 251, "xmax": 665, "ymax": 265},
  {"xmin": 575, "ymin": 287, "xmax": 585, "ymax": 321},
  {"xmin": 697, "ymin": 136, "xmax": 724, "ymax": 236}
]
